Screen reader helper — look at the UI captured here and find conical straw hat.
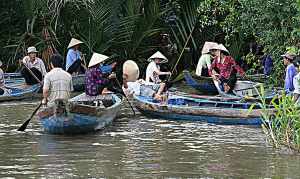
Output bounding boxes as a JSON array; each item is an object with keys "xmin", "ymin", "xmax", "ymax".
[
  {"xmin": 67, "ymin": 38, "xmax": 84, "ymax": 49},
  {"xmin": 147, "ymin": 51, "xmax": 168, "ymax": 63},
  {"xmin": 88, "ymin": 53, "xmax": 109, "ymax": 67},
  {"xmin": 123, "ymin": 60, "xmax": 140, "ymax": 82},
  {"xmin": 0, "ymin": 60, "xmax": 2, "ymax": 67},
  {"xmin": 201, "ymin": 41, "xmax": 218, "ymax": 54},
  {"xmin": 210, "ymin": 44, "xmax": 230, "ymax": 54}
]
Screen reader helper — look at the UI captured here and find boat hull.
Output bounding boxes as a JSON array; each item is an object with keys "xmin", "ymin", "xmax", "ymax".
[
  {"xmin": 183, "ymin": 70, "xmax": 218, "ymax": 94},
  {"xmin": 133, "ymin": 95, "xmax": 271, "ymax": 125},
  {"xmin": 38, "ymin": 94, "xmax": 122, "ymax": 134},
  {"xmin": 0, "ymin": 84, "xmax": 40, "ymax": 102}
]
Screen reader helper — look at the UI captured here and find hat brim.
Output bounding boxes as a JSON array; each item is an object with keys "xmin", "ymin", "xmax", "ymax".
[{"xmin": 147, "ymin": 58, "xmax": 168, "ymax": 63}]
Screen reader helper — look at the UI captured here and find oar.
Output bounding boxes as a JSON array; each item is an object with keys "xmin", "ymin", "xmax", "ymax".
[
  {"xmin": 17, "ymin": 102, "xmax": 42, "ymax": 131},
  {"xmin": 22, "ymin": 63, "xmax": 43, "ymax": 85},
  {"xmin": 115, "ymin": 78, "xmax": 136, "ymax": 116}
]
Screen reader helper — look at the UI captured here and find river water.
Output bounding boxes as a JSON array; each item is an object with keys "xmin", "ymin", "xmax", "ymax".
[{"xmin": 1, "ymin": 100, "xmax": 300, "ymax": 178}]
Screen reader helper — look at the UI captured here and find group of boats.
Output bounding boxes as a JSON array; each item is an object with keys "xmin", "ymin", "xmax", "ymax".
[{"xmin": 4, "ymin": 71, "xmax": 278, "ymax": 135}]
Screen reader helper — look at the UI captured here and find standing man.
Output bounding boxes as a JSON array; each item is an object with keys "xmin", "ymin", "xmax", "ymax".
[
  {"xmin": 21, "ymin": 46, "xmax": 47, "ymax": 85},
  {"xmin": 42, "ymin": 54, "xmax": 73, "ymax": 105},
  {"xmin": 282, "ymin": 52, "xmax": 297, "ymax": 93},
  {"xmin": 66, "ymin": 38, "xmax": 86, "ymax": 75},
  {"xmin": 146, "ymin": 51, "xmax": 171, "ymax": 84}
]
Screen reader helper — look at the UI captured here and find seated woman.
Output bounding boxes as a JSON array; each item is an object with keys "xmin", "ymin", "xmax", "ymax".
[
  {"xmin": 195, "ymin": 41, "xmax": 218, "ymax": 77},
  {"xmin": 209, "ymin": 44, "xmax": 246, "ymax": 93},
  {"xmin": 85, "ymin": 53, "xmax": 117, "ymax": 96}
]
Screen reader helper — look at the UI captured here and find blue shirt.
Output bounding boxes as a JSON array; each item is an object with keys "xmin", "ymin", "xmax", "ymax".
[
  {"xmin": 99, "ymin": 64, "xmax": 113, "ymax": 74},
  {"xmin": 262, "ymin": 55, "xmax": 273, "ymax": 76},
  {"xmin": 66, "ymin": 48, "xmax": 81, "ymax": 71},
  {"xmin": 285, "ymin": 64, "xmax": 297, "ymax": 92}
]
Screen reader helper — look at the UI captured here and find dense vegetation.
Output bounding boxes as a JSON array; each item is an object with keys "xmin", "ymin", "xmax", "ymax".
[{"xmin": 1, "ymin": 0, "xmax": 300, "ymax": 82}]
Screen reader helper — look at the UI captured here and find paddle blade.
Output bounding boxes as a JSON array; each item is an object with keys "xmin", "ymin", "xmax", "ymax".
[
  {"xmin": 17, "ymin": 119, "xmax": 31, "ymax": 131},
  {"xmin": 17, "ymin": 103, "xmax": 42, "ymax": 131}
]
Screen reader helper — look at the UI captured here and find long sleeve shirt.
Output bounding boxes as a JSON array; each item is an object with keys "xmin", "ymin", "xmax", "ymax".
[
  {"xmin": 85, "ymin": 66, "xmax": 109, "ymax": 96},
  {"xmin": 285, "ymin": 64, "xmax": 297, "ymax": 93},
  {"xmin": 66, "ymin": 48, "xmax": 81, "ymax": 71},
  {"xmin": 209, "ymin": 56, "xmax": 245, "ymax": 79},
  {"xmin": 22, "ymin": 56, "xmax": 47, "ymax": 77},
  {"xmin": 195, "ymin": 54, "xmax": 211, "ymax": 76}
]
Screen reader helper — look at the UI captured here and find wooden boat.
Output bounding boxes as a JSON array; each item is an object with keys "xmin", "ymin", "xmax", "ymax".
[
  {"xmin": 213, "ymin": 80, "xmax": 281, "ymax": 102},
  {"xmin": 4, "ymin": 73, "xmax": 86, "ymax": 92},
  {"xmin": 37, "ymin": 93, "xmax": 122, "ymax": 135},
  {"xmin": 0, "ymin": 84, "xmax": 40, "ymax": 102},
  {"xmin": 72, "ymin": 74, "xmax": 85, "ymax": 91},
  {"xmin": 133, "ymin": 94, "xmax": 274, "ymax": 125},
  {"xmin": 183, "ymin": 70, "xmax": 218, "ymax": 94}
]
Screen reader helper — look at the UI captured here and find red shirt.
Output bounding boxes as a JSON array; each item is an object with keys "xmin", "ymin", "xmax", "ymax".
[{"xmin": 209, "ymin": 56, "xmax": 245, "ymax": 79}]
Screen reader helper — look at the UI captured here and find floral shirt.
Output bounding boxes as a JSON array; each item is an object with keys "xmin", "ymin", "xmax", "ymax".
[
  {"xmin": 85, "ymin": 66, "xmax": 109, "ymax": 96},
  {"xmin": 209, "ymin": 56, "xmax": 245, "ymax": 79}
]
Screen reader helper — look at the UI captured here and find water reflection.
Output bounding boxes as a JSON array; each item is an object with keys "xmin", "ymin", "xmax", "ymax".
[{"xmin": 0, "ymin": 102, "xmax": 300, "ymax": 178}]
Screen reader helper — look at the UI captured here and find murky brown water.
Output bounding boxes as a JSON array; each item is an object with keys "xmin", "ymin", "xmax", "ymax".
[{"xmin": 1, "ymin": 99, "xmax": 300, "ymax": 178}]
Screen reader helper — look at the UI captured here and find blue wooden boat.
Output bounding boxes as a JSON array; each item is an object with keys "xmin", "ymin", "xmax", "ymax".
[
  {"xmin": 37, "ymin": 93, "xmax": 122, "ymax": 135},
  {"xmin": 183, "ymin": 70, "xmax": 218, "ymax": 94},
  {"xmin": 0, "ymin": 84, "xmax": 40, "ymax": 102},
  {"xmin": 133, "ymin": 94, "xmax": 274, "ymax": 125},
  {"xmin": 4, "ymin": 73, "xmax": 85, "ymax": 92}
]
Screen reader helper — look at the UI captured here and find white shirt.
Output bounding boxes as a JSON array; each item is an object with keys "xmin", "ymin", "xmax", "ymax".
[
  {"xmin": 0, "ymin": 69, "xmax": 4, "ymax": 88},
  {"xmin": 195, "ymin": 54, "xmax": 211, "ymax": 76},
  {"xmin": 123, "ymin": 81, "xmax": 141, "ymax": 96},
  {"xmin": 22, "ymin": 56, "xmax": 47, "ymax": 76},
  {"xmin": 146, "ymin": 61, "xmax": 160, "ymax": 83},
  {"xmin": 293, "ymin": 73, "xmax": 300, "ymax": 94},
  {"xmin": 43, "ymin": 68, "xmax": 73, "ymax": 103}
]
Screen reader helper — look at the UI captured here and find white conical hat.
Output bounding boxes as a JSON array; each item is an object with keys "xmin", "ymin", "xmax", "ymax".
[
  {"xmin": 210, "ymin": 44, "xmax": 230, "ymax": 54},
  {"xmin": 0, "ymin": 60, "xmax": 2, "ymax": 67},
  {"xmin": 147, "ymin": 51, "xmax": 168, "ymax": 63},
  {"xmin": 123, "ymin": 60, "xmax": 140, "ymax": 82},
  {"xmin": 67, "ymin": 38, "xmax": 84, "ymax": 49},
  {"xmin": 201, "ymin": 41, "xmax": 218, "ymax": 54},
  {"xmin": 88, "ymin": 53, "xmax": 109, "ymax": 67}
]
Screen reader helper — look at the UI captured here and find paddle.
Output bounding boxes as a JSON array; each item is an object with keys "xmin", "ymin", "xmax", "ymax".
[
  {"xmin": 22, "ymin": 63, "xmax": 43, "ymax": 85},
  {"xmin": 115, "ymin": 78, "xmax": 136, "ymax": 116},
  {"xmin": 17, "ymin": 102, "xmax": 43, "ymax": 131}
]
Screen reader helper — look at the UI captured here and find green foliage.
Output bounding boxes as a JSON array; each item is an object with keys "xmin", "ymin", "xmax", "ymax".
[{"xmin": 258, "ymin": 92, "xmax": 300, "ymax": 150}]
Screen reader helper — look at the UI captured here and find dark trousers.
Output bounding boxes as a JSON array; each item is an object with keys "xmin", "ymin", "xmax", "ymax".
[
  {"xmin": 0, "ymin": 88, "xmax": 4, "ymax": 95},
  {"xmin": 21, "ymin": 67, "xmax": 42, "ymax": 85},
  {"xmin": 95, "ymin": 79, "xmax": 124, "ymax": 96},
  {"xmin": 201, "ymin": 68, "xmax": 209, "ymax": 77},
  {"xmin": 220, "ymin": 73, "xmax": 237, "ymax": 93},
  {"xmin": 67, "ymin": 60, "xmax": 85, "ymax": 74}
]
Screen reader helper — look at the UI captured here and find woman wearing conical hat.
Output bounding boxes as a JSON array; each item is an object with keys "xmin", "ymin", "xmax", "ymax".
[
  {"xmin": 85, "ymin": 53, "xmax": 118, "ymax": 96},
  {"xmin": 195, "ymin": 41, "xmax": 218, "ymax": 76},
  {"xmin": 209, "ymin": 44, "xmax": 246, "ymax": 93},
  {"xmin": 145, "ymin": 51, "xmax": 171, "ymax": 84},
  {"xmin": 66, "ymin": 38, "xmax": 85, "ymax": 75}
]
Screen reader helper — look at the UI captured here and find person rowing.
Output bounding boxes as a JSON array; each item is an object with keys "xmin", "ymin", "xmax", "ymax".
[
  {"xmin": 21, "ymin": 46, "xmax": 47, "ymax": 85},
  {"xmin": 42, "ymin": 54, "xmax": 73, "ymax": 105},
  {"xmin": 85, "ymin": 53, "xmax": 121, "ymax": 96},
  {"xmin": 209, "ymin": 44, "xmax": 246, "ymax": 94},
  {"xmin": 66, "ymin": 38, "xmax": 86, "ymax": 75},
  {"xmin": 146, "ymin": 51, "xmax": 171, "ymax": 84}
]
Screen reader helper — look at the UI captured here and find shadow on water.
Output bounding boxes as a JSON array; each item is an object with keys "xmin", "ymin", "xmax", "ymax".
[{"xmin": 0, "ymin": 99, "xmax": 300, "ymax": 178}]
